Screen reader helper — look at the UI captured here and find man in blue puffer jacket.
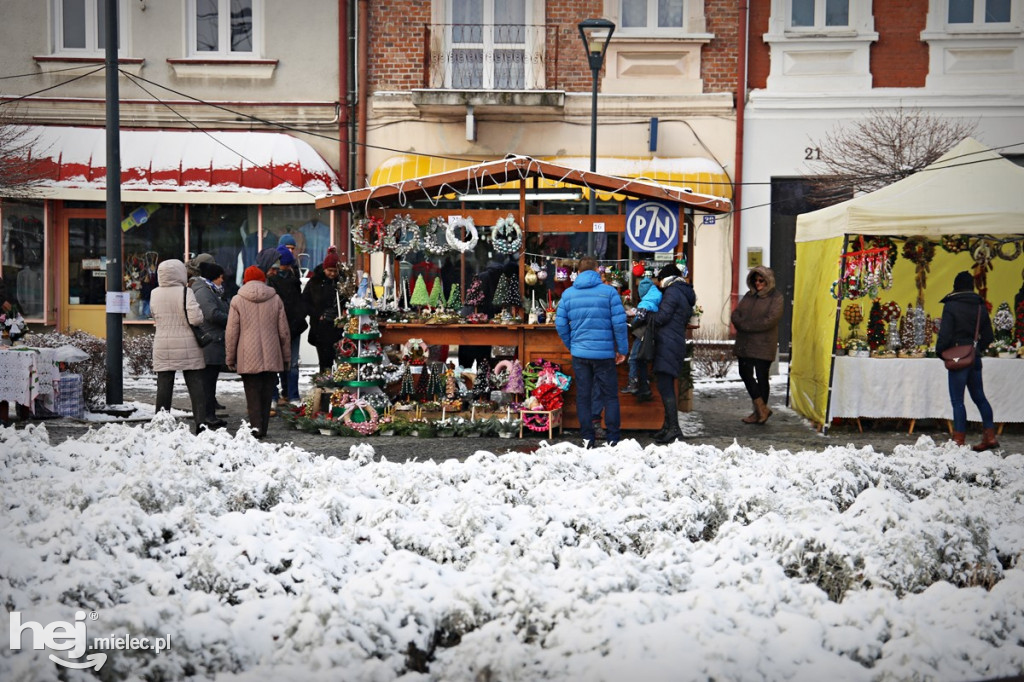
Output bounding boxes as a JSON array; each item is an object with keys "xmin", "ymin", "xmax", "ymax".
[{"xmin": 555, "ymin": 256, "xmax": 629, "ymax": 447}]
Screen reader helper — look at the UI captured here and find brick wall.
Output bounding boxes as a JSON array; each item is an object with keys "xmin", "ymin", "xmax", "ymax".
[
  {"xmin": 747, "ymin": 2, "xmax": 771, "ymax": 89},
  {"xmin": 703, "ymin": 0, "xmax": 740, "ymax": 93},
  {"xmin": 369, "ymin": 0, "xmax": 432, "ymax": 91},
  {"xmin": 871, "ymin": 0, "xmax": 928, "ymax": 87}
]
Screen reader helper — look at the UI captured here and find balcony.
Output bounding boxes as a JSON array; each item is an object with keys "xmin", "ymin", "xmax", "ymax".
[{"xmin": 412, "ymin": 23, "xmax": 566, "ymax": 112}]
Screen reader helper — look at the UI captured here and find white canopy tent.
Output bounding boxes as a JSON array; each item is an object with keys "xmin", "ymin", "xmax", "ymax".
[{"xmin": 790, "ymin": 138, "xmax": 1024, "ymax": 427}]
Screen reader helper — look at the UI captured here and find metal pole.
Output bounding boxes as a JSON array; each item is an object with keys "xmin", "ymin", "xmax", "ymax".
[
  {"xmin": 587, "ymin": 65, "xmax": 598, "ymax": 255},
  {"xmin": 105, "ymin": 0, "xmax": 123, "ymax": 405}
]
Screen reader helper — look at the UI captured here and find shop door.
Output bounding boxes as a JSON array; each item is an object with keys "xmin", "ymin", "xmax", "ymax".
[{"xmin": 61, "ymin": 213, "xmax": 109, "ymax": 337}]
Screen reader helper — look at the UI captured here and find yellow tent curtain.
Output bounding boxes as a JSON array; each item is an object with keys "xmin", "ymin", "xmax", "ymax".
[{"xmin": 369, "ymin": 154, "xmax": 733, "ymax": 201}]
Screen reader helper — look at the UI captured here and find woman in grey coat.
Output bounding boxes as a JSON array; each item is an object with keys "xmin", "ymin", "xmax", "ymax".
[{"xmin": 191, "ymin": 261, "xmax": 230, "ymax": 429}]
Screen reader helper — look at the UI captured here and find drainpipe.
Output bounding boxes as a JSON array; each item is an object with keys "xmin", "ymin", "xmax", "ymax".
[
  {"xmin": 732, "ymin": 1, "xmax": 749, "ymax": 312},
  {"xmin": 338, "ymin": 0, "xmax": 351, "ymax": 253},
  {"xmin": 356, "ymin": 0, "xmax": 369, "ymax": 190}
]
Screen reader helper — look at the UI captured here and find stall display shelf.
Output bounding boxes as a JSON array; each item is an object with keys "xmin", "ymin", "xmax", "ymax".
[
  {"xmin": 345, "ymin": 332, "xmax": 381, "ymax": 341},
  {"xmin": 339, "ymin": 356, "xmax": 383, "ymax": 365}
]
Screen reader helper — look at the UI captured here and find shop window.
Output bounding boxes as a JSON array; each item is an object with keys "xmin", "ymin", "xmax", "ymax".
[
  {"xmin": 51, "ymin": 0, "xmax": 127, "ymax": 55},
  {"xmin": 67, "ymin": 217, "xmax": 108, "ymax": 307},
  {"xmin": 187, "ymin": 204, "xmax": 256, "ymax": 299},
  {"xmin": 188, "ymin": 0, "xmax": 260, "ymax": 57},
  {"xmin": 1, "ymin": 200, "xmax": 46, "ymax": 321},
  {"xmin": 262, "ymin": 205, "xmax": 327, "ymax": 276},
  {"xmin": 121, "ymin": 204, "xmax": 186, "ymax": 321}
]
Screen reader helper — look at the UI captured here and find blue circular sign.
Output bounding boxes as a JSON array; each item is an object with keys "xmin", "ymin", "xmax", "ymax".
[{"xmin": 624, "ymin": 200, "xmax": 678, "ymax": 252}]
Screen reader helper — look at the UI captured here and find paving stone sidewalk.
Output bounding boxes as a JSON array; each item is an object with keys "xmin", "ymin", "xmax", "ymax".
[{"xmin": 23, "ymin": 376, "xmax": 1023, "ymax": 462}]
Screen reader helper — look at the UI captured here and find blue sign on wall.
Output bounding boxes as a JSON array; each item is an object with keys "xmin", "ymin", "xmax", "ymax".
[{"xmin": 624, "ymin": 200, "xmax": 678, "ymax": 252}]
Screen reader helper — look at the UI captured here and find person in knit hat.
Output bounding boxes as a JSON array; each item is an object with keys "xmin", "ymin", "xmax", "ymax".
[
  {"xmin": 731, "ymin": 266, "xmax": 784, "ymax": 425},
  {"xmin": 278, "ymin": 233, "xmax": 297, "ymax": 249},
  {"xmin": 191, "ymin": 260, "xmax": 230, "ymax": 429},
  {"xmin": 301, "ymin": 245, "xmax": 345, "ymax": 371},
  {"xmin": 268, "ymin": 244, "xmax": 307, "ymax": 405},
  {"xmin": 226, "ymin": 264, "xmax": 290, "ymax": 438},
  {"xmin": 255, "ymin": 247, "xmax": 281, "ymax": 275},
  {"xmin": 936, "ymin": 270, "xmax": 997, "ymax": 450},
  {"xmin": 648, "ymin": 262, "xmax": 695, "ymax": 444}
]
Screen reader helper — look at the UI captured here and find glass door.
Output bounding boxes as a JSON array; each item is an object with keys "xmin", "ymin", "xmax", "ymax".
[{"xmin": 63, "ymin": 214, "xmax": 108, "ymax": 337}]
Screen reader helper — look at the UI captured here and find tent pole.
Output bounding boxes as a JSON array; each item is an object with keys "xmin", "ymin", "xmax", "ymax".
[{"xmin": 821, "ymin": 233, "xmax": 851, "ymax": 435}]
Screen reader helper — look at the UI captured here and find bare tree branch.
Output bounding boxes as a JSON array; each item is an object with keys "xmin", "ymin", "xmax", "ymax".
[
  {"xmin": 0, "ymin": 101, "xmax": 47, "ymax": 198},
  {"xmin": 807, "ymin": 107, "xmax": 978, "ymax": 205}
]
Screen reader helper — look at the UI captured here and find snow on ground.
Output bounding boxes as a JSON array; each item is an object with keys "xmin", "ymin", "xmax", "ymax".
[{"xmin": 2, "ymin": 410, "xmax": 1024, "ymax": 681}]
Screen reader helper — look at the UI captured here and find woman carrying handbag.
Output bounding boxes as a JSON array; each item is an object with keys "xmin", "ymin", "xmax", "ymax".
[{"xmin": 935, "ymin": 271, "xmax": 997, "ymax": 450}]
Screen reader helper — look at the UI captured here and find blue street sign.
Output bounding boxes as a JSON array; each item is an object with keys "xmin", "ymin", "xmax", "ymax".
[{"xmin": 624, "ymin": 200, "xmax": 678, "ymax": 252}]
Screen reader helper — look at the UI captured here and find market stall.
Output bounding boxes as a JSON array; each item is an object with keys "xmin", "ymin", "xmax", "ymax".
[
  {"xmin": 308, "ymin": 155, "xmax": 732, "ymax": 431},
  {"xmin": 790, "ymin": 138, "xmax": 1024, "ymax": 432}
]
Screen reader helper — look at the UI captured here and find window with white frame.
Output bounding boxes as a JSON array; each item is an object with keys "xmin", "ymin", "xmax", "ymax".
[
  {"xmin": 620, "ymin": 0, "xmax": 684, "ymax": 32},
  {"xmin": 188, "ymin": 0, "xmax": 259, "ymax": 57},
  {"xmin": 445, "ymin": 0, "xmax": 534, "ymax": 89},
  {"xmin": 947, "ymin": 0, "xmax": 1011, "ymax": 25},
  {"xmin": 52, "ymin": 0, "xmax": 126, "ymax": 55},
  {"xmin": 788, "ymin": 0, "xmax": 851, "ymax": 30}
]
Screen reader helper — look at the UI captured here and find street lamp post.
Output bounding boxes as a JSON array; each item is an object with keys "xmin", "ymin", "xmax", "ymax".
[{"xmin": 578, "ymin": 18, "xmax": 615, "ymax": 254}]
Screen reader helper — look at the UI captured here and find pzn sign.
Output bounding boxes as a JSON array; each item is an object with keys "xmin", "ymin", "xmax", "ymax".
[{"xmin": 624, "ymin": 200, "xmax": 678, "ymax": 253}]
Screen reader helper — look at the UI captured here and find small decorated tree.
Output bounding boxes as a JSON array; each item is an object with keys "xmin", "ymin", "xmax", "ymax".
[
  {"xmin": 427, "ymin": 278, "xmax": 443, "ymax": 308},
  {"xmin": 867, "ymin": 299, "xmax": 886, "ymax": 350},
  {"xmin": 473, "ymin": 358, "xmax": 492, "ymax": 401},
  {"xmin": 465, "ymin": 275, "xmax": 486, "ymax": 307},
  {"xmin": 409, "ymin": 274, "xmax": 430, "ymax": 307},
  {"xmin": 492, "ymin": 273, "xmax": 510, "ymax": 309},
  {"xmin": 1016, "ymin": 300, "xmax": 1024, "ymax": 347},
  {"xmin": 505, "ymin": 275, "xmax": 523, "ymax": 310},
  {"xmin": 446, "ymin": 283, "xmax": 462, "ymax": 311}
]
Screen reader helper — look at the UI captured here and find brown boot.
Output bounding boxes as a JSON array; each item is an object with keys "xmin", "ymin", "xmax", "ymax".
[
  {"xmin": 754, "ymin": 398, "xmax": 772, "ymax": 424},
  {"xmin": 972, "ymin": 428, "xmax": 1000, "ymax": 452},
  {"xmin": 951, "ymin": 431, "xmax": 966, "ymax": 446},
  {"xmin": 741, "ymin": 399, "xmax": 759, "ymax": 424}
]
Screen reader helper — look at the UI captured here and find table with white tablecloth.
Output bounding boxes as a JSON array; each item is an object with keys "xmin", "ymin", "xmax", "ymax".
[
  {"xmin": 0, "ymin": 347, "xmax": 61, "ymax": 413},
  {"xmin": 828, "ymin": 356, "xmax": 1024, "ymax": 425}
]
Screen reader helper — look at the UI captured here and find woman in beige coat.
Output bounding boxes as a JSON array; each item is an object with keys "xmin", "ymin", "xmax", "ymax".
[
  {"xmin": 150, "ymin": 259, "xmax": 208, "ymax": 433},
  {"xmin": 226, "ymin": 265, "xmax": 291, "ymax": 438},
  {"xmin": 731, "ymin": 265, "xmax": 785, "ymax": 424}
]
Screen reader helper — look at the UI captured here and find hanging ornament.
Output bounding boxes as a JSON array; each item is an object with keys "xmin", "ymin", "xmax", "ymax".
[{"xmin": 524, "ymin": 270, "xmax": 538, "ymax": 286}]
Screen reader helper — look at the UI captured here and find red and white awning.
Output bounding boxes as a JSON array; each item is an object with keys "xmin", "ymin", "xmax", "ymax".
[{"xmin": 15, "ymin": 126, "xmax": 342, "ymax": 204}]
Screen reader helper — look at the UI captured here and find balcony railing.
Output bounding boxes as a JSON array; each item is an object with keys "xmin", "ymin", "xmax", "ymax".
[{"xmin": 422, "ymin": 23, "xmax": 563, "ymax": 91}]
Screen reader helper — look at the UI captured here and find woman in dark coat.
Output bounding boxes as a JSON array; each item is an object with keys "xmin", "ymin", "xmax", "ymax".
[
  {"xmin": 936, "ymin": 270, "xmax": 997, "ymax": 450},
  {"xmin": 268, "ymin": 245, "xmax": 307, "ymax": 403},
  {"xmin": 731, "ymin": 265, "xmax": 785, "ymax": 424},
  {"xmin": 190, "ymin": 261, "xmax": 230, "ymax": 429},
  {"xmin": 301, "ymin": 246, "xmax": 345, "ymax": 372},
  {"xmin": 649, "ymin": 263, "xmax": 695, "ymax": 444}
]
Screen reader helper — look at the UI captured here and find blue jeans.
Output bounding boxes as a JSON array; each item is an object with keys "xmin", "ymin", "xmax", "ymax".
[
  {"xmin": 948, "ymin": 356, "xmax": 994, "ymax": 433},
  {"xmin": 272, "ymin": 336, "xmax": 302, "ymax": 402},
  {"xmin": 572, "ymin": 357, "xmax": 621, "ymax": 443}
]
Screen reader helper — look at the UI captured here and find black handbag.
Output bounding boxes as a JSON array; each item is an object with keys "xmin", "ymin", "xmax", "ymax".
[
  {"xmin": 183, "ymin": 287, "xmax": 216, "ymax": 348},
  {"xmin": 940, "ymin": 307, "xmax": 980, "ymax": 371},
  {"xmin": 636, "ymin": 326, "xmax": 656, "ymax": 361}
]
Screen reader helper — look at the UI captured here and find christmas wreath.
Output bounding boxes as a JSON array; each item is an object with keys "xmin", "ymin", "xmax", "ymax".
[
  {"xmin": 940, "ymin": 235, "xmax": 970, "ymax": 254},
  {"xmin": 420, "ymin": 217, "xmax": 452, "ymax": 256},
  {"xmin": 445, "ymin": 216, "xmax": 480, "ymax": 253},
  {"xmin": 383, "ymin": 214, "xmax": 421, "ymax": 257},
  {"xmin": 901, "ymin": 237, "xmax": 935, "ymax": 267},
  {"xmin": 491, "ymin": 214, "xmax": 523, "ymax": 255},
  {"xmin": 351, "ymin": 216, "xmax": 386, "ymax": 253}
]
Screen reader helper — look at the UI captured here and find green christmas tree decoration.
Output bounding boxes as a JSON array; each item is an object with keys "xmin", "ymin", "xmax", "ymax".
[
  {"xmin": 867, "ymin": 299, "xmax": 886, "ymax": 350},
  {"xmin": 505, "ymin": 275, "xmax": 523, "ymax": 309},
  {"xmin": 446, "ymin": 283, "xmax": 462, "ymax": 310},
  {"xmin": 410, "ymin": 274, "xmax": 430, "ymax": 306},
  {"xmin": 492, "ymin": 273, "xmax": 510, "ymax": 308},
  {"xmin": 427, "ymin": 277, "xmax": 442, "ymax": 307}
]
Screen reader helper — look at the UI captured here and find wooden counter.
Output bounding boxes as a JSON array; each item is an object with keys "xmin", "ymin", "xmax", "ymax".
[{"xmin": 379, "ymin": 323, "xmax": 677, "ymax": 430}]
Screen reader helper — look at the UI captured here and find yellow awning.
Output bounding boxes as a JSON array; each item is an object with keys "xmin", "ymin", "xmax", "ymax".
[{"xmin": 370, "ymin": 154, "xmax": 733, "ymax": 201}]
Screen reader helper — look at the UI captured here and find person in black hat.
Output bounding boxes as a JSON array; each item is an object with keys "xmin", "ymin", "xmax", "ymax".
[
  {"xmin": 936, "ymin": 270, "xmax": 997, "ymax": 450},
  {"xmin": 648, "ymin": 262, "xmax": 695, "ymax": 444}
]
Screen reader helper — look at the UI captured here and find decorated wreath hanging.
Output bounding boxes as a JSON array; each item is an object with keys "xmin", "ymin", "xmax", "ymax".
[
  {"xmin": 901, "ymin": 237, "xmax": 936, "ymax": 305},
  {"xmin": 421, "ymin": 217, "xmax": 452, "ymax": 256},
  {"xmin": 445, "ymin": 216, "xmax": 480, "ymax": 253},
  {"xmin": 383, "ymin": 214, "xmax": 421, "ymax": 257},
  {"xmin": 940, "ymin": 235, "xmax": 970, "ymax": 254},
  {"xmin": 351, "ymin": 216, "xmax": 387, "ymax": 253},
  {"xmin": 490, "ymin": 214, "xmax": 523, "ymax": 255}
]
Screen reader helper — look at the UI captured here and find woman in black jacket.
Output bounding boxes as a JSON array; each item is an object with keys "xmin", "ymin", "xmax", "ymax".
[
  {"xmin": 935, "ymin": 271, "xmax": 997, "ymax": 450},
  {"xmin": 191, "ymin": 262, "xmax": 230, "ymax": 429},
  {"xmin": 268, "ymin": 246, "xmax": 307, "ymax": 403},
  {"xmin": 649, "ymin": 263, "xmax": 695, "ymax": 445},
  {"xmin": 301, "ymin": 246, "xmax": 346, "ymax": 372}
]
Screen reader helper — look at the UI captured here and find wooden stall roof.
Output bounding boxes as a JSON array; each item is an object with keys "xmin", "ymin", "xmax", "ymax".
[{"xmin": 315, "ymin": 155, "xmax": 732, "ymax": 214}]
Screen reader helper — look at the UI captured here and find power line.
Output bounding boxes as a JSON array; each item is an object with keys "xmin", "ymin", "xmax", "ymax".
[{"xmin": 0, "ymin": 66, "xmax": 105, "ymax": 105}]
